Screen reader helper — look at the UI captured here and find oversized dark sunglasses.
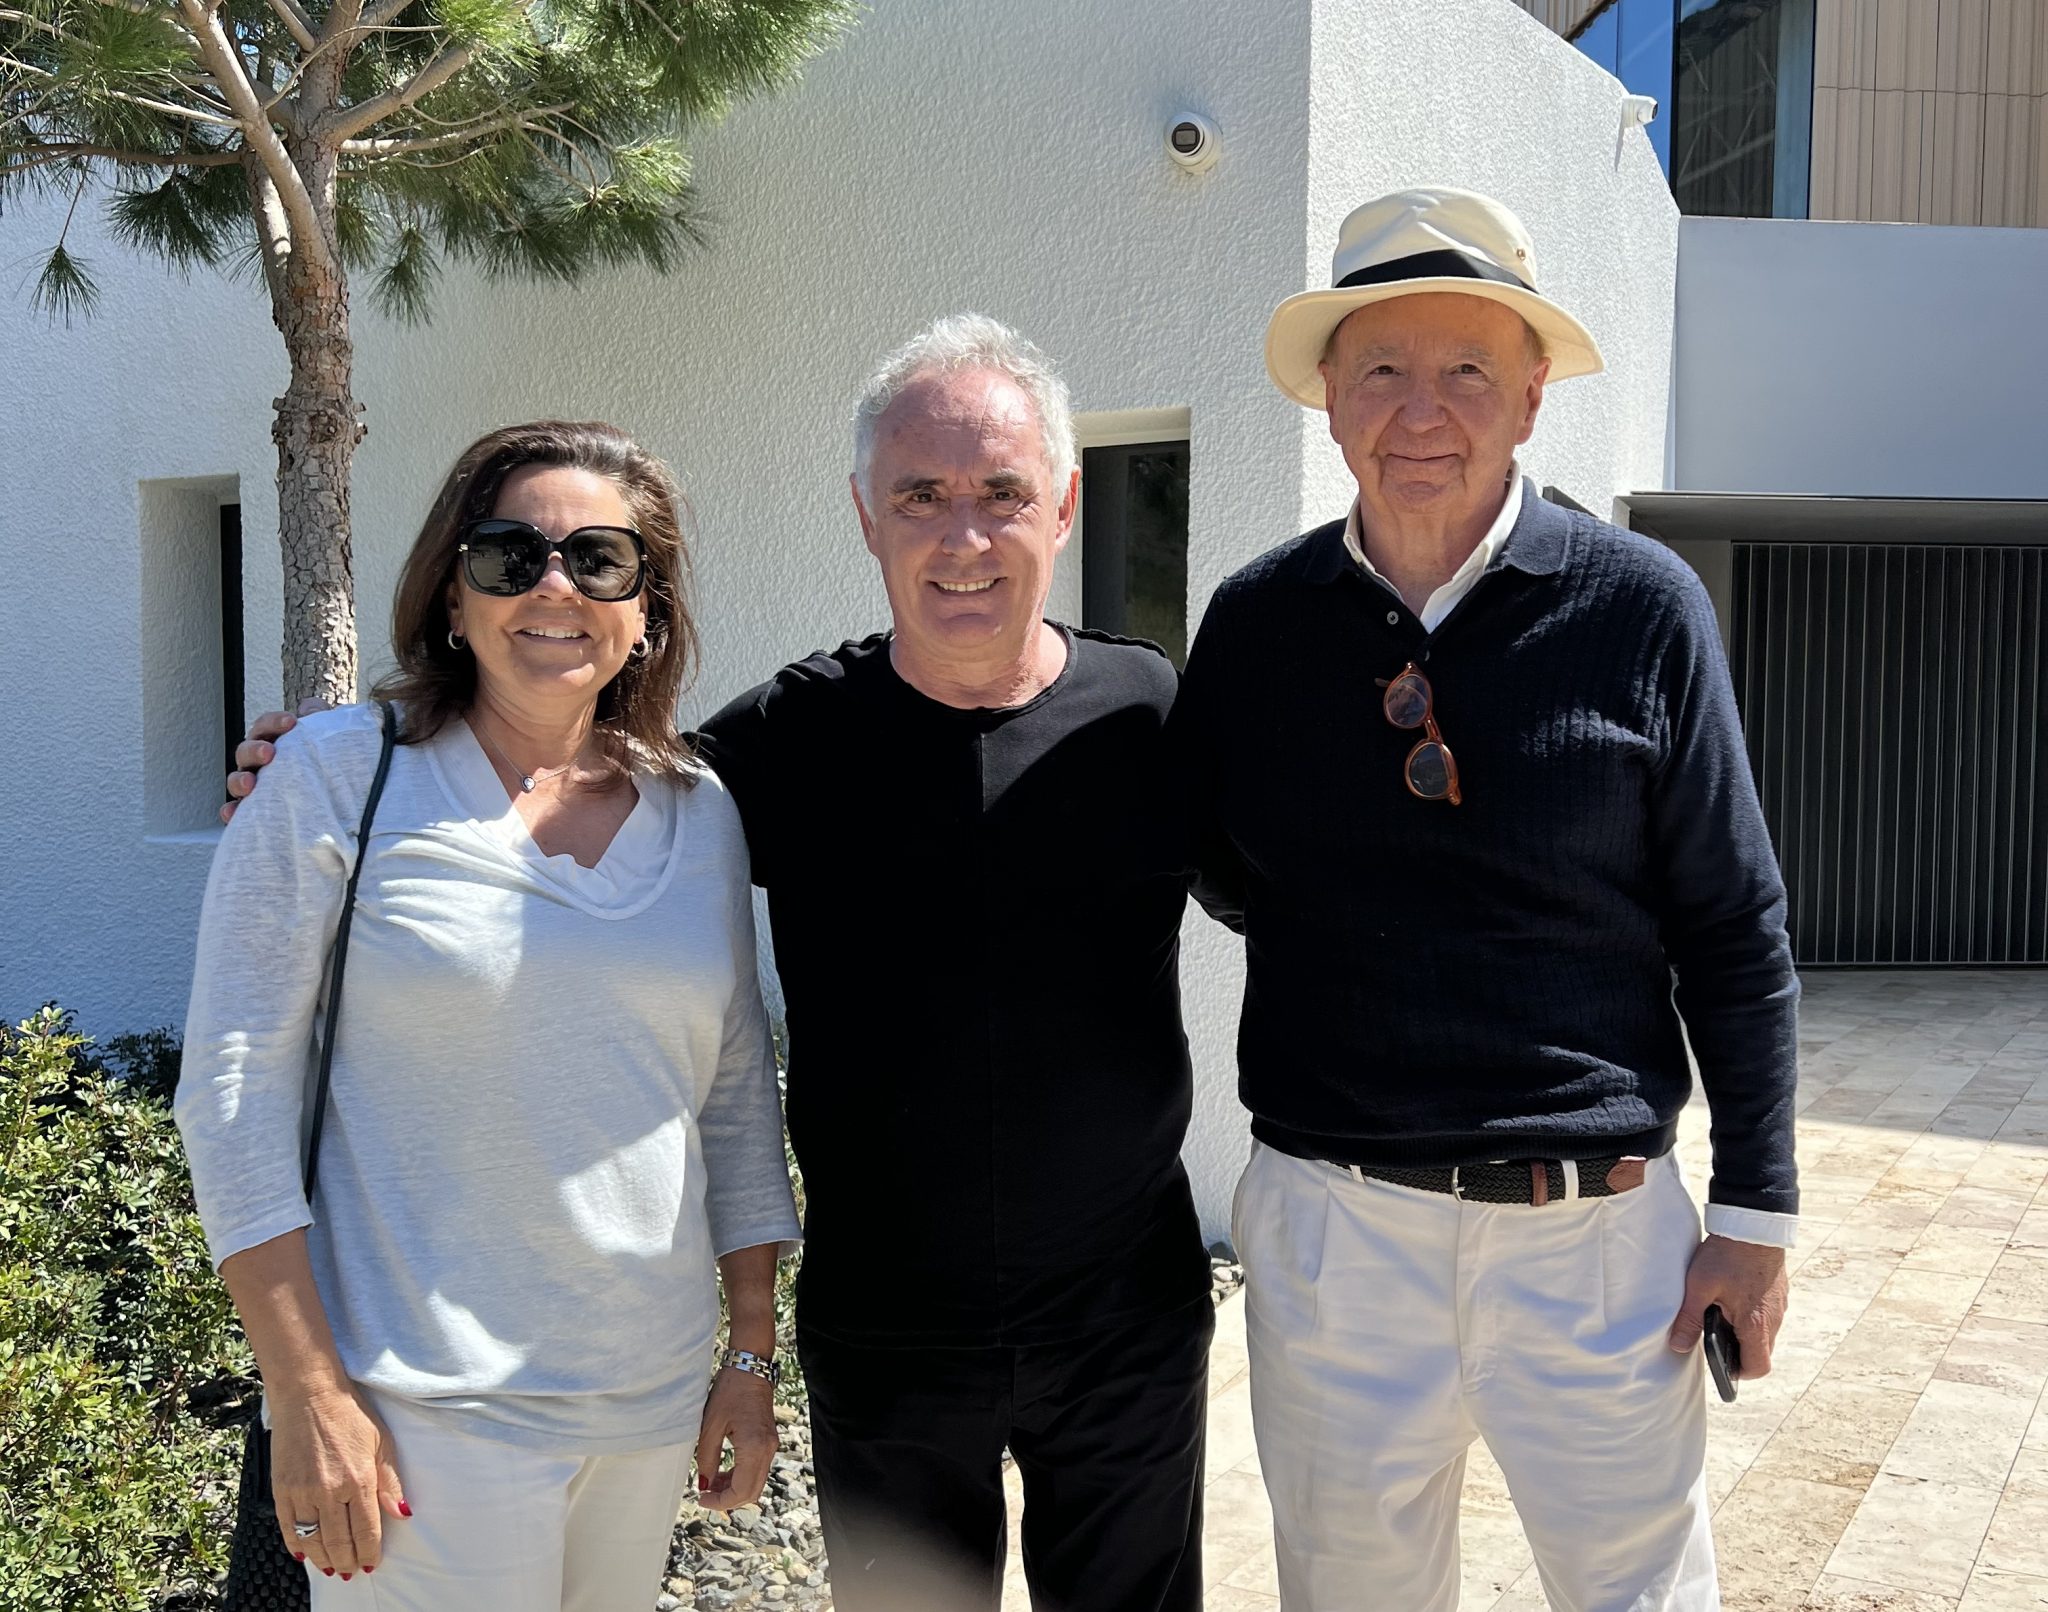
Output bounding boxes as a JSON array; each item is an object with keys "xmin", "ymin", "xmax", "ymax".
[
  {"xmin": 1378, "ymin": 662, "xmax": 1463, "ymax": 805},
  {"xmin": 457, "ymin": 518, "xmax": 647, "ymax": 601}
]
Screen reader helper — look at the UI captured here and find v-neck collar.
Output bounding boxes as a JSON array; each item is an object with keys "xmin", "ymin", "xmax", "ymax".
[{"xmin": 425, "ymin": 717, "xmax": 684, "ymax": 918}]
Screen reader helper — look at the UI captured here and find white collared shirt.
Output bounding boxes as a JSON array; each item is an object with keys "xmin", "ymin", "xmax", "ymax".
[
  {"xmin": 1341, "ymin": 467, "xmax": 1799, "ymax": 1252},
  {"xmin": 1343, "ymin": 468, "xmax": 1524, "ymax": 631}
]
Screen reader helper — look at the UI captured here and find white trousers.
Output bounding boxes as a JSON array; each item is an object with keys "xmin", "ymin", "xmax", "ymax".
[
  {"xmin": 1234, "ymin": 1142, "xmax": 1717, "ymax": 1612},
  {"xmin": 307, "ymin": 1391, "xmax": 696, "ymax": 1612}
]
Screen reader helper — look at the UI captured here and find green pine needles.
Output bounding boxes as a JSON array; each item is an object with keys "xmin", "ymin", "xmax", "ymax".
[
  {"xmin": 1, "ymin": 0, "xmax": 855, "ymax": 705},
  {"xmin": 2, "ymin": 0, "xmax": 855, "ymax": 320}
]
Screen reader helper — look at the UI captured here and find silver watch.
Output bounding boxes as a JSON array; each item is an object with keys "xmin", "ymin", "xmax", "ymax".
[{"xmin": 720, "ymin": 1347, "xmax": 782, "ymax": 1388}]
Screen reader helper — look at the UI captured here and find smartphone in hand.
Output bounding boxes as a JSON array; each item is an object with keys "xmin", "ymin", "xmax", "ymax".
[{"xmin": 1702, "ymin": 1304, "xmax": 1741, "ymax": 1403}]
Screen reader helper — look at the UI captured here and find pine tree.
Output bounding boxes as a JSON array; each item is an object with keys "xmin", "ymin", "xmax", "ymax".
[{"xmin": 2, "ymin": 0, "xmax": 853, "ymax": 700}]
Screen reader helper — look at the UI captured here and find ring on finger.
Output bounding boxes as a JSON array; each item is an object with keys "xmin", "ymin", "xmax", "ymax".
[{"xmin": 292, "ymin": 1520, "xmax": 321, "ymax": 1539}]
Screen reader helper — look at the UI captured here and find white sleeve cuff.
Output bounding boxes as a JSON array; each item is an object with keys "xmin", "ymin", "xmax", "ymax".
[{"xmin": 1704, "ymin": 1203, "xmax": 1798, "ymax": 1248}]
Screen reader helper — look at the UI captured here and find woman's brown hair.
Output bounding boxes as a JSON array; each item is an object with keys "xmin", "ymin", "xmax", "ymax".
[{"xmin": 372, "ymin": 420, "xmax": 699, "ymax": 780}]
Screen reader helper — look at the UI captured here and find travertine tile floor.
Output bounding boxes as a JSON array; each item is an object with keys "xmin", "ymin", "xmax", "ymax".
[{"xmin": 997, "ymin": 970, "xmax": 2048, "ymax": 1611}]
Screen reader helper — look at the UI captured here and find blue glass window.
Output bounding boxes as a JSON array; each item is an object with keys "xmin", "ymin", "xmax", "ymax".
[
  {"xmin": 1570, "ymin": 0, "xmax": 1812, "ymax": 216},
  {"xmin": 1576, "ymin": 5, "xmax": 1620, "ymax": 76},
  {"xmin": 1571, "ymin": 1, "xmax": 1669, "ymax": 173},
  {"xmin": 1674, "ymin": 0, "xmax": 1814, "ymax": 217},
  {"xmin": 1616, "ymin": 0, "xmax": 1675, "ymax": 171}
]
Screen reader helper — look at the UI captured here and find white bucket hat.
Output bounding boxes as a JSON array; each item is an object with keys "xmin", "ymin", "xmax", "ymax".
[{"xmin": 1264, "ymin": 186, "xmax": 1605, "ymax": 408}]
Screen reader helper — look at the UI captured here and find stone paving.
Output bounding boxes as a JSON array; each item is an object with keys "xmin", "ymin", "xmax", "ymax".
[{"xmin": 1001, "ymin": 969, "xmax": 2048, "ymax": 1611}]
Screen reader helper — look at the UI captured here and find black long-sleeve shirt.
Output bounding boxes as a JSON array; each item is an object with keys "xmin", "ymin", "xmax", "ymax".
[
  {"xmin": 695, "ymin": 627, "xmax": 1208, "ymax": 1346},
  {"xmin": 1169, "ymin": 490, "xmax": 1801, "ymax": 1216}
]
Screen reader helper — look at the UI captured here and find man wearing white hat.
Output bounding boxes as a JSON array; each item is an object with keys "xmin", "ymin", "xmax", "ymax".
[{"xmin": 1172, "ymin": 189, "xmax": 1798, "ymax": 1611}]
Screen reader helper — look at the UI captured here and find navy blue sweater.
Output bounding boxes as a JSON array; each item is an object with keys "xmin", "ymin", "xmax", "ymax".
[{"xmin": 1171, "ymin": 488, "xmax": 1800, "ymax": 1216}]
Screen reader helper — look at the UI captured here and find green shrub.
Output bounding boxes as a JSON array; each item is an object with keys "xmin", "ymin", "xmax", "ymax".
[{"xmin": 0, "ymin": 1007, "xmax": 251, "ymax": 1612}]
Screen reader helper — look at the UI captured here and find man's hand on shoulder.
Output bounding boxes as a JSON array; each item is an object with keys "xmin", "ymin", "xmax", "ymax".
[
  {"xmin": 220, "ymin": 699, "xmax": 333, "ymax": 824},
  {"xmin": 1668, "ymin": 1233, "xmax": 1788, "ymax": 1379}
]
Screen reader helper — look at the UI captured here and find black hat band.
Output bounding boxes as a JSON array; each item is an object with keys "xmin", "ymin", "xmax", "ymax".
[{"xmin": 1336, "ymin": 248, "xmax": 1532, "ymax": 294}]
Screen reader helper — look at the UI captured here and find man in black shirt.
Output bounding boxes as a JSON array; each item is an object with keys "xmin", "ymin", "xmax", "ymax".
[{"xmin": 692, "ymin": 315, "xmax": 1210, "ymax": 1612}]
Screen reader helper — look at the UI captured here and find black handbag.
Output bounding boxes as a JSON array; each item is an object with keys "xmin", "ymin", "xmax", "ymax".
[{"xmin": 220, "ymin": 702, "xmax": 396, "ymax": 1611}]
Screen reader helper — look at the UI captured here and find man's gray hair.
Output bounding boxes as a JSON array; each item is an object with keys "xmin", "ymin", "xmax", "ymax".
[{"xmin": 853, "ymin": 313, "xmax": 1077, "ymax": 499}]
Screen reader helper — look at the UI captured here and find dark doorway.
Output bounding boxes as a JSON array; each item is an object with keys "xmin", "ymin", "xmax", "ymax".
[
  {"xmin": 1080, "ymin": 441, "xmax": 1190, "ymax": 667},
  {"xmin": 220, "ymin": 503, "xmax": 245, "ymax": 783}
]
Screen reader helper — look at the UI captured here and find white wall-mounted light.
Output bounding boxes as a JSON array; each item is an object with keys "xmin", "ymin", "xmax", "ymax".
[
  {"xmin": 1620, "ymin": 94, "xmax": 1659, "ymax": 130},
  {"xmin": 1166, "ymin": 114, "xmax": 1221, "ymax": 175}
]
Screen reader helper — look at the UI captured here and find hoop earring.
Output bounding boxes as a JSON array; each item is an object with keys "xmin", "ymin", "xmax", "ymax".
[
  {"xmin": 629, "ymin": 639, "xmax": 649, "ymax": 660},
  {"xmin": 447, "ymin": 630, "xmax": 467, "ymax": 651}
]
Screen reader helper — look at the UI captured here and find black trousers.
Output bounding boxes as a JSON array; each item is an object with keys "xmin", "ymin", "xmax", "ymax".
[{"xmin": 798, "ymin": 1299, "xmax": 1212, "ymax": 1612}]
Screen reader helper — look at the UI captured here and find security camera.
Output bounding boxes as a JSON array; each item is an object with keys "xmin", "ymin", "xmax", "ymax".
[
  {"xmin": 1620, "ymin": 94, "xmax": 1659, "ymax": 129},
  {"xmin": 1166, "ymin": 114, "xmax": 1220, "ymax": 175}
]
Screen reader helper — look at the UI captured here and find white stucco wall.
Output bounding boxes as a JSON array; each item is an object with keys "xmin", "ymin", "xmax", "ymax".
[
  {"xmin": 1675, "ymin": 216, "xmax": 2048, "ymax": 497},
  {"xmin": 0, "ymin": 265, "xmax": 287, "ymax": 1039},
  {"xmin": 0, "ymin": 0, "xmax": 1674, "ymax": 1242}
]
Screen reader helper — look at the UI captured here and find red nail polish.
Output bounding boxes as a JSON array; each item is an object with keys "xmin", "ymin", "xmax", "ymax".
[
  {"xmin": 341, "ymin": 1574, "xmax": 352, "ymax": 1582},
  {"xmin": 323, "ymin": 1569, "xmax": 335, "ymax": 1577},
  {"xmin": 399, "ymin": 1501, "xmax": 412, "ymax": 1517},
  {"xmin": 293, "ymin": 1553, "xmax": 306, "ymax": 1562},
  {"xmin": 362, "ymin": 1566, "xmax": 374, "ymax": 1575}
]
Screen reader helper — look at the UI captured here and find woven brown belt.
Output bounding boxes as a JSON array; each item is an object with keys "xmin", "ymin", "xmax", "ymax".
[{"xmin": 1343, "ymin": 1157, "xmax": 1650, "ymax": 1205}]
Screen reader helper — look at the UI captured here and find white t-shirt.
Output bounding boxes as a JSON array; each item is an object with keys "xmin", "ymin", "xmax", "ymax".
[{"xmin": 176, "ymin": 704, "xmax": 799, "ymax": 1453}]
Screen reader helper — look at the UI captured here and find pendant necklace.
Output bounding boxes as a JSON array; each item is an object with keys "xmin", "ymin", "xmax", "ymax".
[{"xmin": 474, "ymin": 724, "xmax": 576, "ymax": 794}]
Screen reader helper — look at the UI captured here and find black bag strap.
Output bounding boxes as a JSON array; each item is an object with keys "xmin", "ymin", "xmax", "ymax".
[{"xmin": 302, "ymin": 701, "xmax": 396, "ymax": 1202}]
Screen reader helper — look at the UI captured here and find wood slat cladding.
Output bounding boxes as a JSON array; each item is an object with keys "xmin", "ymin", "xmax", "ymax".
[
  {"xmin": 1811, "ymin": 0, "xmax": 2047, "ymax": 225},
  {"xmin": 1511, "ymin": 0, "xmax": 1611, "ymax": 39}
]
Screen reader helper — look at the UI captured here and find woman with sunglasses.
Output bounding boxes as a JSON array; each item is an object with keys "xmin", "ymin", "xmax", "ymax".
[{"xmin": 175, "ymin": 420, "xmax": 799, "ymax": 1611}]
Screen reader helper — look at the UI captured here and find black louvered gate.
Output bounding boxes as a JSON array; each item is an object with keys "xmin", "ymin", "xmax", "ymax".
[{"xmin": 1729, "ymin": 543, "xmax": 2048, "ymax": 966}]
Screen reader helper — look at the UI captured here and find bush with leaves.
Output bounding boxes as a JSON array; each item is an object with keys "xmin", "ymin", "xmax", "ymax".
[{"xmin": 0, "ymin": 1007, "xmax": 253, "ymax": 1611}]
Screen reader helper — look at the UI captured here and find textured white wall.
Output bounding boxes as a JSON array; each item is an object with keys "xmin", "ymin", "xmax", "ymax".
[
  {"xmin": 0, "ymin": 0, "xmax": 1675, "ymax": 1243},
  {"xmin": 1675, "ymin": 216, "xmax": 2048, "ymax": 497},
  {"xmin": 0, "ymin": 257, "xmax": 285, "ymax": 1039}
]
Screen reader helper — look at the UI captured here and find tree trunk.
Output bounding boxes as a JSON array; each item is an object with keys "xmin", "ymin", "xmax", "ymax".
[{"xmin": 265, "ymin": 142, "xmax": 363, "ymax": 707}]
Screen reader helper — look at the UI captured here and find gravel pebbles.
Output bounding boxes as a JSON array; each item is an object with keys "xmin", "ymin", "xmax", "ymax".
[{"xmin": 659, "ymin": 1398, "xmax": 830, "ymax": 1612}]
